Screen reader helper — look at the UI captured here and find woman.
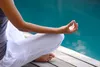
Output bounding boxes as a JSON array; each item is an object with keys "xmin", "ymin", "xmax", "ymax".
[{"xmin": 0, "ymin": 0, "xmax": 78, "ymax": 67}]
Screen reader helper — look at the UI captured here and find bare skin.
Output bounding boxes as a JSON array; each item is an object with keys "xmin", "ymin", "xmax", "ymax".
[
  {"xmin": 0, "ymin": 0, "xmax": 78, "ymax": 62},
  {"xmin": 34, "ymin": 53, "xmax": 55, "ymax": 62}
]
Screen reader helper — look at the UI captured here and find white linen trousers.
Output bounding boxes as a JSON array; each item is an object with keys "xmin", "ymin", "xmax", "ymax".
[{"xmin": 0, "ymin": 21, "xmax": 64, "ymax": 67}]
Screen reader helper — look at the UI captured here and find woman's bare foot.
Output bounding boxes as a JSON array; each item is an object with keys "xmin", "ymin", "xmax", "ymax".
[{"xmin": 34, "ymin": 53, "xmax": 55, "ymax": 62}]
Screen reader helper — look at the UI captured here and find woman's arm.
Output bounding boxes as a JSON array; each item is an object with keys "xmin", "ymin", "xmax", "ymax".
[
  {"xmin": 0, "ymin": 0, "xmax": 59, "ymax": 33},
  {"xmin": 0, "ymin": 0, "xmax": 78, "ymax": 34}
]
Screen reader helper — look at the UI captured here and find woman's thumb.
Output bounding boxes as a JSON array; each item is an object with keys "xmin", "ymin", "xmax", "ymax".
[{"xmin": 67, "ymin": 20, "xmax": 75, "ymax": 27}]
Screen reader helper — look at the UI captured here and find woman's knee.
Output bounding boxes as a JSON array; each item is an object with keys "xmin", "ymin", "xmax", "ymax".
[
  {"xmin": 48, "ymin": 34, "xmax": 65, "ymax": 47},
  {"xmin": 35, "ymin": 33, "xmax": 64, "ymax": 49},
  {"xmin": 54, "ymin": 34, "xmax": 65, "ymax": 44},
  {"xmin": 58, "ymin": 34, "xmax": 65, "ymax": 41}
]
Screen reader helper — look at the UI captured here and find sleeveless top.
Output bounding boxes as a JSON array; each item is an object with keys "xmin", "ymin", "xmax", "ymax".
[{"xmin": 0, "ymin": 9, "xmax": 8, "ymax": 60}]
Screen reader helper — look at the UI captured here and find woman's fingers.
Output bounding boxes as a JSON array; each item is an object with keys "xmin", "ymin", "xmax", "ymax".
[
  {"xmin": 60, "ymin": 20, "xmax": 78, "ymax": 34},
  {"xmin": 68, "ymin": 20, "xmax": 78, "ymax": 33},
  {"xmin": 70, "ymin": 22, "xmax": 78, "ymax": 33},
  {"xmin": 72, "ymin": 27, "xmax": 78, "ymax": 32},
  {"xmin": 74, "ymin": 22, "xmax": 78, "ymax": 29},
  {"xmin": 67, "ymin": 20, "xmax": 75, "ymax": 27}
]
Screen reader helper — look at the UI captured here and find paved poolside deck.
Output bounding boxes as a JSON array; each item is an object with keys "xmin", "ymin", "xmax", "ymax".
[{"xmin": 22, "ymin": 32, "xmax": 100, "ymax": 67}]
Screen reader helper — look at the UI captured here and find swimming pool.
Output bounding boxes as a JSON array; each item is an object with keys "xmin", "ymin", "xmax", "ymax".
[{"xmin": 14, "ymin": 0, "xmax": 100, "ymax": 61}]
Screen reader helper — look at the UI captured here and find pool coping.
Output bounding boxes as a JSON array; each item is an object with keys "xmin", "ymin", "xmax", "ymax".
[{"xmin": 57, "ymin": 46, "xmax": 100, "ymax": 67}]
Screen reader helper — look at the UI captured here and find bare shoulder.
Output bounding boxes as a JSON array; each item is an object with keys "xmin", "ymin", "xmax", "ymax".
[
  {"xmin": 0, "ymin": 0, "xmax": 1, "ymax": 8},
  {"xmin": 0, "ymin": 0, "xmax": 4, "ymax": 8},
  {"xmin": 0, "ymin": 0, "xmax": 13, "ymax": 9},
  {"xmin": 0, "ymin": 0, "xmax": 9, "ymax": 6}
]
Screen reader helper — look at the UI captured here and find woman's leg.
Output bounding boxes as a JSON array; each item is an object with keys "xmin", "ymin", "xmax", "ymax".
[
  {"xmin": 12, "ymin": 34, "xmax": 64, "ymax": 67},
  {"xmin": 5, "ymin": 21, "xmax": 65, "ymax": 67}
]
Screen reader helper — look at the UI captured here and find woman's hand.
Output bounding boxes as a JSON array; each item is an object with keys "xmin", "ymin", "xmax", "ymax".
[{"xmin": 58, "ymin": 20, "xmax": 78, "ymax": 34}]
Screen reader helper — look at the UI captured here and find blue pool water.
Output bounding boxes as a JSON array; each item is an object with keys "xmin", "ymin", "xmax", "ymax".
[{"xmin": 14, "ymin": 0, "xmax": 100, "ymax": 61}]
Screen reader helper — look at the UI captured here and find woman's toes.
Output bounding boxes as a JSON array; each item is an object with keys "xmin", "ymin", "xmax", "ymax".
[
  {"xmin": 49, "ymin": 53, "xmax": 55, "ymax": 58},
  {"xmin": 34, "ymin": 53, "xmax": 55, "ymax": 62}
]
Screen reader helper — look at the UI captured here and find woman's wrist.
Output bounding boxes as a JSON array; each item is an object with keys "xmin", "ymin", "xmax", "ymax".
[{"xmin": 54, "ymin": 27, "xmax": 63, "ymax": 34}]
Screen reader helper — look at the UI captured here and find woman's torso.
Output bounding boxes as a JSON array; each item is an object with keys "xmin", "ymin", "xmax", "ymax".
[{"xmin": 0, "ymin": 8, "xmax": 8, "ymax": 60}]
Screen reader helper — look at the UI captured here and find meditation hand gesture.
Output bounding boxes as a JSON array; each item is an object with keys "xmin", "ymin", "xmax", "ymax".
[{"xmin": 58, "ymin": 20, "xmax": 78, "ymax": 34}]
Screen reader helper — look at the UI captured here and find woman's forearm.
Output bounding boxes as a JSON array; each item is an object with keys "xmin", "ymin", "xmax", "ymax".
[
  {"xmin": 0, "ymin": 0, "xmax": 78, "ymax": 34},
  {"xmin": 0, "ymin": 0, "xmax": 59, "ymax": 34},
  {"xmin": 22, "ymin": 22, "xmax": 60, "ymax": 34}
]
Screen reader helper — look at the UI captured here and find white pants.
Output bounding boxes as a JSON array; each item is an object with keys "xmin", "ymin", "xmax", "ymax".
[{"xmin": 0, "ymin": 21, "xmax": 64, "ymax": 67}]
